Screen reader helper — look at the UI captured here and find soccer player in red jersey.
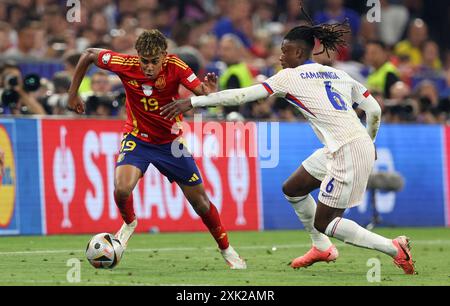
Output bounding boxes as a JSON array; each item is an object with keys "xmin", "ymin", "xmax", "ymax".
[{"xmin": 68, "ymin": 29, "xmax": 246, "ymax": 269}]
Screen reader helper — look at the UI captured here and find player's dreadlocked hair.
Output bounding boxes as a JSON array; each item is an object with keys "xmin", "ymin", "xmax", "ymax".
[
  {"xmin": 135, "ymin": 29, "xmax": 168, "ymax": 57},
  {"xmin": 285, "ymin": 4, "xmax": 350, "ymax": 57}
]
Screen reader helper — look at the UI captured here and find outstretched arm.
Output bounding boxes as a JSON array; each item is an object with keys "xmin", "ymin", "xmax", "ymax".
[
  {"xmin": 160, "ymin": 84, "xmax": 269, "ymax": 120},
  {"xmin": 67, "ymin": 48, "xmax": 105, "ymax": 114}
]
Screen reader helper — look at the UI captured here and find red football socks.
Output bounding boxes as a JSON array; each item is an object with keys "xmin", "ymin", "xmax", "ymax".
[
  {"xmin": 200, "ymin": 202, "xmax": 230, "ymax": 250},
  {"xmin": 114, "ymin": 191, "xmax": 136, "ymax": 224}
]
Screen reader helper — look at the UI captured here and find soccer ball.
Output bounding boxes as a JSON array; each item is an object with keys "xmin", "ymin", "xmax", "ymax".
[{"xmin": 85, "ymin": 233, "xmax": 124, "ymax": 269}]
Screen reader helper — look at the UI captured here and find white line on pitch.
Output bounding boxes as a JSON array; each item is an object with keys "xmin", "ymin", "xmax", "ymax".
[{"xmin": 0, "ymin": 239, "xmax": 449, "ymax": 256}]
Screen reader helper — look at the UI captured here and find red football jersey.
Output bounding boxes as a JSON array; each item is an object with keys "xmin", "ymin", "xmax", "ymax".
[{"xmin": 97, "ymin": 50, "xmax": 202, "ymax": 144}]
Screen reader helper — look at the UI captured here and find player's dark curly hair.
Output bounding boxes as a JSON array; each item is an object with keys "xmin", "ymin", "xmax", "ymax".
[
  {"xmin": 135, "ymin": 29, "xmax": 168, "ymax": 57},
  {"xmin": 284, "ymin": 5, "xmax": 350, "ymax": 57}
]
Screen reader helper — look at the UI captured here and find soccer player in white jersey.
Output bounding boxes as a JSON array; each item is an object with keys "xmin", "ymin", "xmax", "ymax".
[{"xmin": 161, "ymin": 21, "xmax": 415, "ymax": 275}]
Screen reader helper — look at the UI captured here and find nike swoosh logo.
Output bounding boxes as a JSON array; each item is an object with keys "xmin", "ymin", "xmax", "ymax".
[{"xmin": 399, "ymin": 244, "xmax": 410, "ymax": 261}]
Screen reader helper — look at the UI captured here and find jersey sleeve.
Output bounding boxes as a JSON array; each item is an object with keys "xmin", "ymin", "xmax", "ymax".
[
  {"xmin": 351, "ymin": 79, "xmax": 371, "ymax": 106},
  {"xmin": 170, "ymin": 57, "xmax": 201, "ymax": 91},
  {"xmin": 97, "ymin": 50, "xmax": 139, "ymax": 75},
  {"xmin": 262, "ymin": 69, "xmax": 290, "ymax": 97}
]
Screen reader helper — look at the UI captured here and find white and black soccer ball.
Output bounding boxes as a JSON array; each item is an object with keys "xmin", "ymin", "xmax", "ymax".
[{"xmin": 85, "ymin": 233, "xmax": 124, "ymax": 269}]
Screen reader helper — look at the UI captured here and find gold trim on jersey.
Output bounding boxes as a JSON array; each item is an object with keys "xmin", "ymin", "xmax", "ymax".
[
  {"xmin": 129, "ymin": 107, "xmax": 140, "ymax": 136},
  {"xmin": 166, "ymin": 57, "xmax": 188, "ymax": 70},
  {"xmin": 111, "ymin": 56, "xmax": 140, "ymax": 66}
]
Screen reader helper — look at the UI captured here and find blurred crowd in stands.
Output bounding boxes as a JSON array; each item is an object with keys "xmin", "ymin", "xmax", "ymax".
[{"xmin": 0, "ymin": 0, "xmax": 450, "ymax": 124}]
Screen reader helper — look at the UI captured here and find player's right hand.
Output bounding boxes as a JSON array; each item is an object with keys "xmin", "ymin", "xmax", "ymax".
[
  {"xmin": 68, "ymin": 94, "xmax": 85, "ymax": 114},
  {"xmin": 160, "ymin": 98, "xmax": 193, "ymax": 120}
]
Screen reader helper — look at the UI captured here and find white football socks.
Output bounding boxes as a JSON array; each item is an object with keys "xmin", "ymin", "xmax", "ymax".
[
  {"xmin": 325, "ymin": 217, "xmax": 397, "ymax": 257},
  {"xmin": 285, "ymin": 194, "xmax": 333, "ymax": 251}
]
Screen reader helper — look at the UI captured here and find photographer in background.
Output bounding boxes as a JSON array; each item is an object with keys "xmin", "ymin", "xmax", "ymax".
[
  {"xmin": 0, "ymin": 61, "xmax": 46, "ymax": 115},
  {"xmin": 383, "ymin": 81, "xmax": 418, "ymax": 123},
  {"xmin": 45, "ymin": 71, "xmax": 73, "ymax": 115},
  {"xmin": 82, "ymin": 71, "xmax": 122, "ymax": 118}
]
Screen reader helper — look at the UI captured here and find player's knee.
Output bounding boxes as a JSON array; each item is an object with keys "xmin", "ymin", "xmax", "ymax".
[
  {"xmin": 114, "ymin": 184, "xmax": 133, "ymax": 201},
  {"xmin": 282, "ymin": 181, "xmax": 307, "ymax": 198},
  {"xmin": 282, "ymin": 181, "xmax": 297, "ymax": 198}
]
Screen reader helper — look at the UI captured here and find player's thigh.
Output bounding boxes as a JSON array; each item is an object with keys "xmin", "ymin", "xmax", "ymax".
[
  {"xmin": 114, "ymin": 165, "xmax": 142, "ymax": 195},
  {"xmin": 115, "ymin": 134, "xmax": 149, "ymax": 194},
  {"xmin": 153, "ymin": 141, "xmax": 203, "ymax": 188},
  {"xmin": 318, "ymin": 137, "xmax": 375, "ymax": 209},
  {"xmin": 283, "ymin": 148, "xmax": 327, "ymax": 197}
]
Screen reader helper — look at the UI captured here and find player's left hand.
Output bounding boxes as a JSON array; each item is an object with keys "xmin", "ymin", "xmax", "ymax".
[
  {"xmin": 201, "ymin": 73, "xmax": 218, "ymax": 95},
  {"xmin": 160, "ymin": 98, "xmax": 193, "ymax": 120}
]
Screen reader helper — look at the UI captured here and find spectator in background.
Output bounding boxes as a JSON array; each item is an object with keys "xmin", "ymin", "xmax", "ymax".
[
  {"xmin": 90, "ymin": 11, "xmax": 110, "ymax": 42},
  {"xmin": 136, "ymin": 10, "xmax": 155, "ymax": 30},
  {"xmin": 45, "ymin": 71, "xmax": 72, "ymax": 115},
  {"xmin": 394, "ymin": 19, "xmax": 441, "ymax": 69},
  {"xmin": 420, "ymin": 41, "xmax": 443, "ymax": 74},
  {"xmin": 218, "ymin": 34, "xmax": 255, "ymax": 115},
  {"xmin": 412, "ymin": 40, "xmax": 447, "ymax": 92},
  {"xmin": 111, "ymin": 30, "xmax": 136, "ymax": 54},
  {"xmin": 278, "ymin": 0, "xmax": 306, "ymax": 29},
  {"xmin": 153, "ymin": 4, "xmax": 177, "ymax": 38},
  {"xmin": 197, "ymin": 34, "xmax": 222, "ymax": 76},
  {"xmin": 247, "ymin": 95, "xmax": 277, "ymax": 121},
  {"xmin": 82, "ymin": 70, "xmax": 123, "ymax": 118},
  {"xmin": 63, "ymin": 52, "xmax": 91, "ymax": 94},
  {"xmin": 415, "ymin": 80, "xmax": 440, "ymax": 124},
  {"xmin": 0, "ymin": 22, "xmax": 12, "ymax": 54},
  {"xmin": 4, "ymin": 20, "xmax": 39, "ymax": 59},
  {"xmin": 365, "ymin": 40, "xmax": 400, "ymax": 99},
  {"xmin": 41, "ymin": 5, "xmax": 69, "ymax": 38},
  {"xmin": 82, "ymin": 70, "xmax": 113, "ymax": 99},
  {"xmin": 213, "ymin": 0, "xmax": 253, "ymax": 50},
  {"xmin": 218, "ymin": 34, "xmax": 254, "ymax": 90},
  {"xmin": 314, "ymin": 0, "xmax": 360, "ymax": 37},
  {"xmin": 252, "ymin": 0, "xmax": 277, "ymax": 33},
  {"xmin": 383, "ymin": 81, "xmax": 417, "ymax": 123},
  {"xmin": 377, "ymin": 0, "xmax": 409, "ymax": 47}
]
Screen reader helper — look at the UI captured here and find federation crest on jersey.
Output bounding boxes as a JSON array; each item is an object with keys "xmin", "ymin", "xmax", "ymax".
[
  {"xmin": 142, "ymin": 84, "xmax": 153, "ymax": 96},
  {"xmin": 102, "ymin": 53, "xmax": 111, "ymax": 65},
  {"xmin": 155, "ymin": 75, "xmax": 166, "ymax": 90}
]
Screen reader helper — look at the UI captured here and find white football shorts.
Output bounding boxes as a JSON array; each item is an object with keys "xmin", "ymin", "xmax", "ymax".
[{"xmin": 303, "ymin": 136, "xmax": 375, "ymax": 209}]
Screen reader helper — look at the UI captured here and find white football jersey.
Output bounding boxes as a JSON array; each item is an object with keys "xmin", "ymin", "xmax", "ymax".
[{"xmin": 263, "ymin": 62, "xmax": 371, "ymax": 152}]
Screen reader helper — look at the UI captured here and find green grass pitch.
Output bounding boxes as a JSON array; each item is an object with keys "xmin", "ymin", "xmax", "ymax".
[{"xmin": 0, "ymin": 228, "xmax": 449, "ymax": 286}]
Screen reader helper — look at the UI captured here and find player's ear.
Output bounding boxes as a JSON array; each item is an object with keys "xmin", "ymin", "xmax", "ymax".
[{"xmin": 296, "ymin": 47, "xmax": 303, "ymax": 60}]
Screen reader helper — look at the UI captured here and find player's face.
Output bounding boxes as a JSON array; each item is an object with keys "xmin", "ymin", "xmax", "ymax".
[
  {"xmin": 280, "ymin": 40, "xmax": 302, "ymax": 69},
  {"xmin": 139, "ymin": 52, "xmax": 167, "ymax": 80}
]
